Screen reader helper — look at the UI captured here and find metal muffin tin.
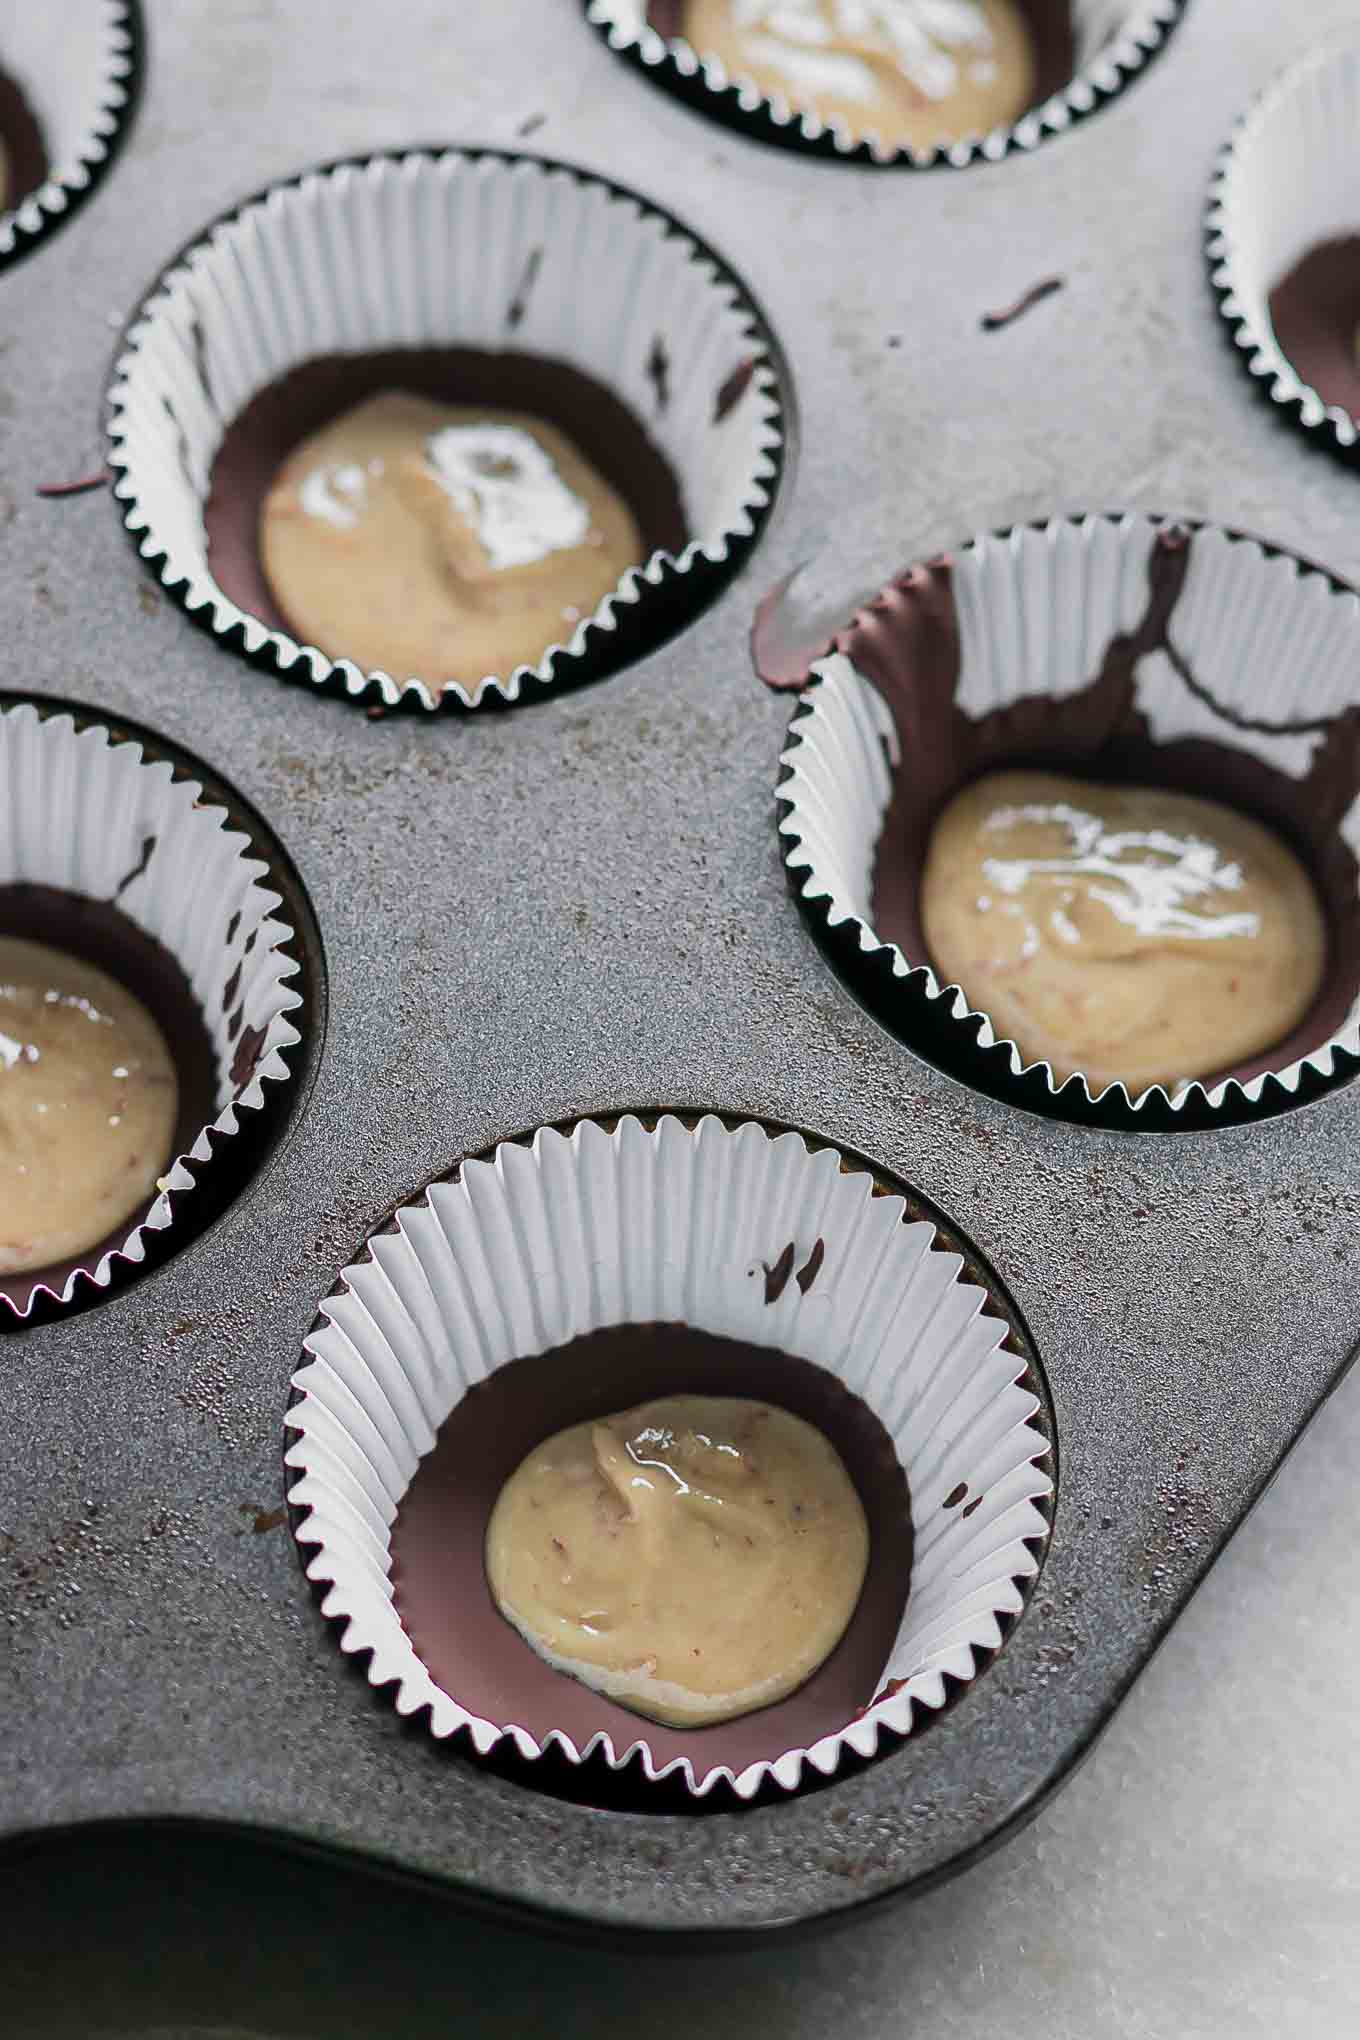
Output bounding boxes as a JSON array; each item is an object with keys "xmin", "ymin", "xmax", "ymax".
[{"xmin": 5, "ymin": 0, "xmax": 1360, "ymax": 1945}]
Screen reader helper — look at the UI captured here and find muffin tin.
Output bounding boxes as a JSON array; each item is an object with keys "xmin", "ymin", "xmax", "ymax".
[{"xmin": 6, "ymin": 0, "xmax": 1360, "ymax": 1947}]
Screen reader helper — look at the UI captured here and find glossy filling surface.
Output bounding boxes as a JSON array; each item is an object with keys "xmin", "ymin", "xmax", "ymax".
[
  {"xmin": 0, "ymin": 936, "xmax": 178, "ymax": 1274},
  {"xmin": 486, "ymin": 1394, "xmax": 870, "ymax": 1728},
  {"xmin": 260, "ymin": 391, "xmax": 646, "ymax": 687}
]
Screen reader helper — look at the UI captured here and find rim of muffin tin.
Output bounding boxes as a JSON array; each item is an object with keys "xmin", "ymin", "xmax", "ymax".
[
  {"xmin": 582, "ymin": 0, "xmax": 1189, "ymax": 168},
  {"xmin": 1206, "ymin": 34, "xmax": 1360, "ymax": 466},
  {"xmin": 104, "ymin": 144, "xmax": 790, "ymax": 715},
  {"xmin": 0, "ymin": 692, "xmax": 323, "ymax": 1328},
  {"xmin": 283, "ymin": 1108, "xmax": 1055, "ymax": 1811},
  {"xmin": 775, "ymin": 511, "xmax": 1360, "ymax": 1135},
  {"xmin": 0, "ymin": 0, "xmax": 144, "ymax": 272}
]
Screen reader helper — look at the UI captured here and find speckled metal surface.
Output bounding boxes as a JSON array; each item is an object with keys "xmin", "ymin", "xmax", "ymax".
[{"xmin": 3, "ymin": 0, "xmax": 1360, "ymax": 1944}]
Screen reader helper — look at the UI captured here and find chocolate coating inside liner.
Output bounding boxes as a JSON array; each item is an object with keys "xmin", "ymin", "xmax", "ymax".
[
  {"xmin": 849, "ymin": 532, "xmax": 1360, "ymax": 1090},
  {"xmin": 0, "ymin": 65, "xmax": 48, "ymax": 212},
  {"xmin": 1268, "ymin": 236, "xmax": 1360, "ymax": 421},
  {"xmin": 648, "ymin": 0, "xmax": 1076, "ymax": 116},
  {"xmin": 389, "ymin": 1324, "xmax": 912, "ymax": 1777},
  {"xmin": 0, "ymin": 885, "xmax": 217, "ymax": 1311},
  {"xmin": 205, "ymin": 350, "xmax": 688, "ymax": 652}
]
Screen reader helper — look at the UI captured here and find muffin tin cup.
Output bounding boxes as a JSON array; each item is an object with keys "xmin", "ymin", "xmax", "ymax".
[
  {"xmin": 107, "ymin": 147, "xmax": 786, "ymax": 712},
  {"xmin": 0, "ymin": 700, "xmax": 303, "ymax": 1323},
  {"xmin": 0, "ymin": 0, "xmax": 142, "ymax": 270},
  {"xmin": 1208, "ymin": 33, "xmax": 1360, "ymax": 463},
  {"xmin": 777, "ymin": 513, "xmax": 1360, "ymax": 1131},
  {"xmin": 284, "ymin": 1112, "xmax": 1052, "ymax": 1802},
  {"xmin": 584, "ymin": 0, "xmax": 1187, "ymax": 168}
]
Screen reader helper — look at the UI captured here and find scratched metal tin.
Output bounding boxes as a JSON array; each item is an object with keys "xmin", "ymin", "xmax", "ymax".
[{"xmin": 5, "ymin": 0, "xmax": 1360, "ymax": 1953}]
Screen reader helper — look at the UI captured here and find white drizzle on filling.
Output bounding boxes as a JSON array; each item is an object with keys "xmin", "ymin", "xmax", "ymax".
[
  {"xmin": 298, "ymin": 461, "xmax": 370, "ymax": 529},
  {"xmin": 980, "ymin": 800, "xmax": 1263, "ymax": 945},
  {"xmin": 424, "ymin": 423, "xmax": 591, "ymax": 572},
  {"xmin": 732, "ymin": 0, "xmax": 993, "ymax": 101},
  {"xmin": 744, "ymin": 33, "xmax": 879, "ymax": 97}
]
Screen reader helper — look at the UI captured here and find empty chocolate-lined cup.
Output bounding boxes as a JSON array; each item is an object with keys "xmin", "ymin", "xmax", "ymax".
[
  {"xmin": 585, "ymin": 0, "xmax": 1187, "ymax": 167},
  {"xmin": 1209, "ymin": 33, "xmax": 1360, "ymax": 464},
  {"xmin": 107, "ymin": 148, "xmax": 786, "ymax": 711},
  {"xmin": 0, "ymin": 0, "xmax": 141, "ymax": 269},
  {"xmin": 776, "ymin": 514, "xmax": 1360, "ymax": 1130},
  {"xmin": 285, "ymin": 1113, "xmax": 1052, "ymax": 1801},
  {"xmin": 0, "ymin": 700, "xmax": 304, "ymax": 1322}
]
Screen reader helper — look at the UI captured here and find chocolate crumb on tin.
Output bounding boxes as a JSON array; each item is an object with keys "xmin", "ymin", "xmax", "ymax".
[
  {"xmin": 35, "ymin": 471, "xmax": 111, "ymax": 499},
  {"xmin": 980, "ymin": 274, "xmax": 1064, "ymax": 331}
]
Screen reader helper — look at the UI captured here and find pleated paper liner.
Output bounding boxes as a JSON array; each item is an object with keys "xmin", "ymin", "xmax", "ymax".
[
  {"xmin": 774, "ymin": 513, "xmax": 1360, "ymax": 1132},
  {"xmin": 583, "ymin": 0, "xmax": 1187, "ymax": 167},
  {"xmin": 107, "ymin": 148, "xmax": 787, "ymax": 713},
  {"xmin": 0, "ymin": 697, "xmax": 310, "ymax": 1325},
  {"xmin": 1208, "ymin": 33, "xmax": 1360, "ymax": 467},
  {"xmin": 285, "ymin": 1112, "xmax": 1053, "ymax": 1807},
  {"xmin": 0, "ymin": 0, "xmax": 142, "ymax": 270}
]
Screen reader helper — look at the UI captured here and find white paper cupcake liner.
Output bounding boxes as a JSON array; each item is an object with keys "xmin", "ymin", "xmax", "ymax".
[
  {"xmin": 0, "ymin": 0, "xmax": 142, "ymax": 270},
  {"xmin": 585, "ymin": 0, "xmax": 1187, "ymax": 167},
  {"xmin": 285, "ymin": 1113, "xmax": 1053, "ymax": 1801},
  {"xmin": 0, "ymin": 699, "xmax": 304, "ymax": 1321},
  {"xmin": 1207, "ymin": 33, "xmax": 1360, "ymax": 461},
  {"xmin": 778, "ymin": 513, "xmax": 1360, "ymax": 1128},
  {"xmin": 107, "ymin": 148, "xmax": 786, "ymax": 712}
]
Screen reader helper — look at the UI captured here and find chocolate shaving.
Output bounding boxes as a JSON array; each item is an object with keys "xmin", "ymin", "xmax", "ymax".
[
  {"xmin": 230, "ymin": 1021, "xmax": 266, "ymax": 1092},
  {"xmin": 111, "ymin": 834, "xmax": 156, "ymax": 904},
  {"xmin": 942, "ymin": 1482, "xmax": 967, "ymax": 1509},
  {"xmin": 220, "ymin": 960, "xmax": 242, "ymax": 1014},
  {"xmin": 714, "ymin": 356, "xmax": 756, "ymax": 425},
  {"xmin": 795, "ymin": 1238, "xmax": 825, "ymax": 1294},
  {"xmin": 35, "ymin": 472, "xmax": 111, "ymax": 499},
  {"xmin": 505, "ymin": 246, "xmax": 543, "ymax": 332},
  {"xmin": 980, "ymin": 275, "xmax": 1064, "ymax": 332},
  {"xmin": 161, "ymin": 396, "xmax": 195, "ymax": 493},
  {"xmin": 646, "ymin": 335, "xmax": 671, "ymax": 414},
  {"xmin": 244, "ymin": 1504, "xmax": 286, "ymax": 1535},
  {"xmin": 762, "ymin": 1241, "xmax": 797, "ymax": 1304},
  {"xmin": 188, "ymin": 307, "xmax": 218, "ymax": 417},
  {"xmin": 960, "ymin": 1494, "xmax": 983, "ymax": 1519}
]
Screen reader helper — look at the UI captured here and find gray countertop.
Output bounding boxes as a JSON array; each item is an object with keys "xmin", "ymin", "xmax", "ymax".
[{"xmin": 4, "ymin": 0, "xmax": 1360, "ymax": 2027}]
